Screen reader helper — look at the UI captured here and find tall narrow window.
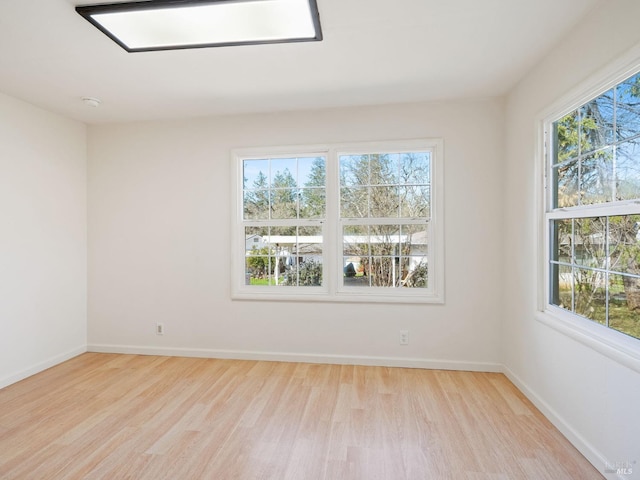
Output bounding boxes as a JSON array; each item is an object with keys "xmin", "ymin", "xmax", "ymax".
[{"xmin": 546, "ymin": 70, "xmax": 640, "ymax": 341}]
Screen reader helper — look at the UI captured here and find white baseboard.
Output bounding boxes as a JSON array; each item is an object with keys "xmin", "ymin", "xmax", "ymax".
[
  {"xmin": 502, "ymin": 366, "xmax": 626, "ymax": 480},
  {"xmin": 0, "ymin": 345, "xmax": 87, "ymax": 390},
  {"xmin": 87, "ymin": 343, "xmax": 503, "ymax": 372}
]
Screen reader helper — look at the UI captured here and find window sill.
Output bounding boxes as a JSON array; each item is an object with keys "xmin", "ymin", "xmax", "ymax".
[
  {"xmin": 231, "ymin": 290, "xmax": 444, "ymax": 304},
  {"xmin": 535, "ymin": 307, "xmax": 640, "ymax": 375}
]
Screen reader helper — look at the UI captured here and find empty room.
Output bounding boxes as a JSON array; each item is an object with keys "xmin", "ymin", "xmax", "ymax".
[{"xmin": 1, "ymin": 0, "xmax": 639, "ymax": 478}]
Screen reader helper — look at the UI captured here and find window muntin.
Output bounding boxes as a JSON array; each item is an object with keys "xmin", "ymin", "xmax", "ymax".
[
  {"xmin": 547, "ymin": 70, "xmax": 640, "ymax": 341},
  {"xmin": 233, "ymin": 140, "xmax": 443, "ymax": 302}
]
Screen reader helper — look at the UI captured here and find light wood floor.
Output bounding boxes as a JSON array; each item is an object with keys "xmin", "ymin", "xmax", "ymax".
[{"xmin": 0, "ymin": 353, "xmax": 602, "ymax": 479}]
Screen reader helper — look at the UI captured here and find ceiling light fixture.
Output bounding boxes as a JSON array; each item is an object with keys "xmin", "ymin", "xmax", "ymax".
[{"xmin": 76, "ymin": 0, "xmax": 323, "ymax": 53}]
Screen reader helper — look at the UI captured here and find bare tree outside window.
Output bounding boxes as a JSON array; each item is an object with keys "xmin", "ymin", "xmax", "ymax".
[
  {"xmin": 340, "ymin": 152, "xmax": 430, "ymax": 288},
  {"xmin": 550, "ymin": 71, "xmax": 640, "ymax": 340}
]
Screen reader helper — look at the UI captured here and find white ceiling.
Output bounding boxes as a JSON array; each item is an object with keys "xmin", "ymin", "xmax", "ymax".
[{"xmin": 0, "ymin": 0, "xmax": 600, "ymax": 124}]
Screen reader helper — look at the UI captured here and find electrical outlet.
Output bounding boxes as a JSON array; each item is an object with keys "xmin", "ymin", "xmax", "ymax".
[
  {"xmin": 399, "ymin": 329, "xmax": 409, "ymax": 345},
  {"xmin": 156, "ymin": 323, "xmax": 164, "ymax": 335}
]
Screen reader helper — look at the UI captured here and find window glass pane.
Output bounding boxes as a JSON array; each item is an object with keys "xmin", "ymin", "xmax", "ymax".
[
  {"xmin": 342, "ymin": 260, "xmax": 370, "ymax": 286},
  {"xmin": 300, "ymin": 188, "xmax": 325, "ymax": 218},
  {"xmin": 245, "ymin": 226, "xmax": 269, "ymax": 243},
  {"xmin": 551, "ymin": 219, "xmax": 573, "ymax": 263},
  {"xmin": 298, "ymin": 225, "xmax": 320, "ymax": 237},
  {"xmin": 343, "ymin": 225, "xmax": 369, "ymax": 256},
  {"xmin": 281, "ymin": 225, "xmax": 323, "ymax": 287},
  {"xmin": 609, "ymin": 274, "xmax": 640, "ymax": 340},
  {"xmin": 291, "ymin": 256, "xmax": 323, "ymax": 287},
  {"xmin": 270, "ymin": 188, "xmax": 298, "ymax": 219},
  {"xmin": 245, "ymin": 254, "xmax": 277, "ymax": 285},
  {"xmin": 243, "ymin": 189, "xmax": 270, "ymax": 220},
  {"xmin": 298, "ymin": 156, "xmax": 325, "ymax": 187},
  {"xmin": 245, "ymin": 226, "xmax": 275, "ymax": 285},
  {"xmin": 616, "ymin": 72, "xmax": 640, "ymax": 141},
  {"xmin": 615, "ymin": 140, "xmax": 640, "ymax": 201},
  {"xmin": 402, "ymin": 256, "xmax": 428, "ymax": 288},
  {"xmin": 243, "ymin": 159, "xmax": 270, "ymax": 220},
  {"xmin": 367, "ymin": 225, "xmax": 402, "ymax": 288},
  {"xmin": 369, "ymin": 153, "xmax": 398, "ymax": 185},
  {"xmin": 400, "ymin": 224, "xmax": 425, "ymax": 255},
  {"xmin": 243, "ymin": 159, "xmax": 269, "ymax": 190},
  {"xmin": 580, "ymin": 89, "xmax": 614, "ymax": 155},
  {"xmin": 551, "ymin": 263, "xmax": 573, "ymax": 311},
  {"xmin": 554, "ymin": 160, "xmax": 579, "ymax": 208},
  {"xmin": 400, "ymin": 152, "xmax": 430, "ymax": 185},
  {"xmin": 369, "ymin": 256, "xmax": 397, "ymax": 287},
  {"xmin": 580, "ymin": 148, "xmax": 614, "ymax": 204},
  {"xmin": 369, "ymin": 225, "xmax": 400, "ymax": 256},
  {"xmin": 573, "ymin": 268, "xmax": 606, "ymax": 326},
  {"xmin": 401, "ymin": 225, "xmax": 428, "ymax": 289},
  {"xmin": 400, "ymin": 185, "xmax": 430, "ymax": 218},
  {"xmin": 297, "ymin": 156, "xmax": 326, "ymax": 219},
  {"xmin": 343, "ymin": 225, "xmax": 369, "ymax": 287},
  {"xmin": 608, "ymin": 215, "xmax": 640, "ymax": 274},
  {"xmin": 370, "ymin": 186, "xmax": 399, "ymax": 217},
  {"xmin": 553, "ymin": 110, "xmax": 579, "ymax": 164},
  {"xmin": 269, "ymin": 225, "xmax": 296, "ymax": 239},
  {"xmin": 270, "ymin": 160, "xmax": 298, "ymax": 220},
  {"xmin": 264, "ymin": 226, "xmax": 293, "ymax": 286},
  {"xmin": 340, "ymin": 187, "xmax": 368, "ymax": 218},
  {"xmin": 574, "ymin": 217, "xmax": 606, "ymax": 269},
  {"xmin": 270, "ymin": 158, "xmax": 297, "ymax": 183},
  {"xmin": 340, "ymin": 154, "xmax": 368, "ymax": 187}
]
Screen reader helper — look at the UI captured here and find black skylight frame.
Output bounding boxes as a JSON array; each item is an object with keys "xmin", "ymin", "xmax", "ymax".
[{"xmin": 76, "ymin": 0, "xmax": 323, "ymax": 53}]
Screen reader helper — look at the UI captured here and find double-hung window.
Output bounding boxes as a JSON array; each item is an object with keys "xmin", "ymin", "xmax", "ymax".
[
  {"xmin": 232, "ymin": 139, "xmax": 444, "ymax": 303},
  {"xmin": 240, "ymin": 153, "xmax": 327, "ymax": 289},
  {"xmin": 545, "ymin": 69, "xmax": 640, "ymax": 342}
]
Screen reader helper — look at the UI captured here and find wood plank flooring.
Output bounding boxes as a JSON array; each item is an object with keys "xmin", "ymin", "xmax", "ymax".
[{"xmin": 0, "ymin": 353, "xmax": 602, "ymax": 479}]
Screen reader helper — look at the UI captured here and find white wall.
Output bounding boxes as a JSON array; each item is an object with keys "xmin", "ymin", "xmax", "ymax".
[
  {"xmin": 503, "ymin": 1, "xmax": 640, "ymax": 478},
  {"xmin": 0, "ymin": 92, "xmax": 87, "ymax": 388},
  {"xmin": 87, "ymin": 99, "xmax": 504, "ymax": 370},
  {"xmin": 3, "ymin": 1, "xmax": 638, "ymax": 474}
]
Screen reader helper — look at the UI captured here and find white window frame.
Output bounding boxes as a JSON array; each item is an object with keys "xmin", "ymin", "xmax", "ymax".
[
  {"xmin": 536, "ymin": 49, "xmax": 640, "ymax": 373},
  {"xmin": 231, "ymin": 139, "xmax": 444, "ymax": 303}
]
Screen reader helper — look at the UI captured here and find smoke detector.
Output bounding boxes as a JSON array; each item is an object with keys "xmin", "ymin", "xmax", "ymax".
[{"xmin": 82, "ymin": 97, "xmax": 101, "ymax": 108}]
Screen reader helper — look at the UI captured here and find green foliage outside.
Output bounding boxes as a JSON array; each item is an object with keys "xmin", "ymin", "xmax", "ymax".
[
  {"xmin": 246, "ymin": 246, "xmax": 275, "ymax": 279},
  {"xmin": 282, "ymin": 259, "xmax": 323, "ymax": 287},
  {"xmin": 552, "ymin": 72, "xmax": 640, "ymax": 339},
  {"xmin": 557, "ymin": 279, "xmax": 640, "ymax": 340},
  {"xmin": 243, "ymin": 153, "xmax": 430, "ymax": 289}
]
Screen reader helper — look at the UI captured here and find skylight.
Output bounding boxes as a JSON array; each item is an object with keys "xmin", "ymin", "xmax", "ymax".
[{"xmin": 76, "ymin": 0, "xmax": 323, "ymax": 53}]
